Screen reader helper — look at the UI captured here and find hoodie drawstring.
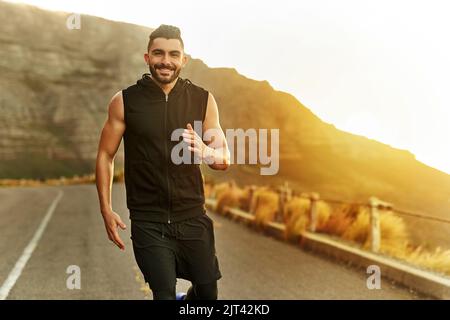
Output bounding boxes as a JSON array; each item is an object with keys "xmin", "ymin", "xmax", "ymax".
[{"xmin": 161, "ymin": 221, "xmax": 180, "ymax": 239}]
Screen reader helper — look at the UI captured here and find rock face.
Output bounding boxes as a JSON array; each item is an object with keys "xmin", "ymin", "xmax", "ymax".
[
  {"xmin": 0, "ymin": 2, "xmax": 151, "ymax": 177},
  {"xmin": 0, "ymin": 2, "xmax": 449, "ymax": 244}
]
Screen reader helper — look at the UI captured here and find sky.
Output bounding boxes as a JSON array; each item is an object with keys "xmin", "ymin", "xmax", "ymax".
[{"xmin": 6, "ymin": 0, "xmax": 450, "ymax": 175}]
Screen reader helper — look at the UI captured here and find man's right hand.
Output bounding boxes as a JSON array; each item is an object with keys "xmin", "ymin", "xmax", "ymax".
[{"xmin": 102, "ymin": 211, "xmax": 127, "ymax": 251}]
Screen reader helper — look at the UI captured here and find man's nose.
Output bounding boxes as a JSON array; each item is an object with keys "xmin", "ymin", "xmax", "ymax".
[{"xmin": 161, "ymin": 53, "xmax": 171, "ymax": 64}]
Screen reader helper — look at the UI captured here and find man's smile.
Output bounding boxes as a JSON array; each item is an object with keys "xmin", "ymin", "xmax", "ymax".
[{"xmin": 158, "ymin": 68, "xmax": 173, "ymax": 75}]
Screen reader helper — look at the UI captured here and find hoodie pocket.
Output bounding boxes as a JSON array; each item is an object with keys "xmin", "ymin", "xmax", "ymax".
[
  {"xmin": 129, "ymin": 160, "xmax": 160, "ymax": 206},
  {"xmin": 171, "ymin": 169, "xmax": 203, "ymax": 205}
]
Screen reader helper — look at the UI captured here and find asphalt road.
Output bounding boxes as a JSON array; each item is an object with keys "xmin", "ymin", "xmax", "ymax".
[{"xmin": 0, "ymin": 184, "xmax": 426, "ymax": 299}]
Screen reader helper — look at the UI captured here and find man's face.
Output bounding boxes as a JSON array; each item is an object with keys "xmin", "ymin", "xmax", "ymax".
[{"xmin": 144, "ymin": 38, "xmax": 187, "ymax": 84}]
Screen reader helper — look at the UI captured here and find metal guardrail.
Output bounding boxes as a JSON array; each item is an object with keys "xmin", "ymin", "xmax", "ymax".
[
  {"xmin": 317, "ymin": 197, "xmax": 450, "ymax": 224},
  {"xmin": 213, "ymin": 181, "xmax": 450, "ymax": 254}
]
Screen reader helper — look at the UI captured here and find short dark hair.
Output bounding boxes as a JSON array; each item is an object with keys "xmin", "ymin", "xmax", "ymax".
[{"xmin": 147, "ymin": 24, "xmax": 184, "ymax": 52}]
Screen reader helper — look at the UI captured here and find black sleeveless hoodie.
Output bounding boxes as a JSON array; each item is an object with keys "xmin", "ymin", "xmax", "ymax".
[{"xmin": 122, "ymin": 73, "xmax": 209, "ymax": 223}]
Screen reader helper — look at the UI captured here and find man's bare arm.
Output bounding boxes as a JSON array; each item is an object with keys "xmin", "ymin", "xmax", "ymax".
[
  {"xmin": 182, "ymin": 93, "xmax": 230, "ymax": 170},
  {"xmin": 201, "ymin": 92, "xmax": 230, "ymax": 170},
  {"xmin": 95, "ymin": 91, "xmax": 127, "ymax": 250}
]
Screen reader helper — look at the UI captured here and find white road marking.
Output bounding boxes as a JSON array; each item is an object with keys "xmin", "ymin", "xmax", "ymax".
[{"xmin": 0, "ymin": 189, "xmax": 64, "ymax": 300}]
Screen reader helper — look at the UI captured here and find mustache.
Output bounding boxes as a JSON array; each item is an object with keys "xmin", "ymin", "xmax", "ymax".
[{"xmin": 155, "ymin": 63, "xmax": 175, "ymax": 70}]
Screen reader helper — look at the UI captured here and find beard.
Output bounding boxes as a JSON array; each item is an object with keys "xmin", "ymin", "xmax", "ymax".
[{"xmin": 149, "ymin": 63, "xmax": 181, "ymax": 84}]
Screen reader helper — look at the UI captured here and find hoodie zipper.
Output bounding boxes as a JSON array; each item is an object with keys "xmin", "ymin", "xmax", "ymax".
[{"xmin": 164, "ymin": 93, "xmax": 171, "ymax": 224}]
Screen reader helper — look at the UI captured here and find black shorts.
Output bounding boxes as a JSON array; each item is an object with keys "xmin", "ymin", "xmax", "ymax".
[{"xmin": 130, "ymin": 213, "xmax": 222, "ymax": 291}]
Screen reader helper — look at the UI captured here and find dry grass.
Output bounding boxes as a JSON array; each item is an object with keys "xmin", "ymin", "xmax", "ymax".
[
  {"xmin": 323, "ymin": 205, "xmax": 450, "ymax": 276},
  {"xmin": 211, "ymin": 181, "xmax": 232, "ymax": 201},
  {"xmin": 283, "ymin": 197, "xmax": 310, "ymax": 239},
  {"xmin": 320, "ymin": 203, "xmax": 359, "ymax": 237},
  {"xmin": 214, "ymin": 183, "xmax": 275, "ymax": 218},
  {"xmin": 216, "ymin": 184, "xmax": 246, "ymax": 215},
  {"xmin": 403, "ymin": 246, "xmax": 450, "ymax": 276},
  {"xmin": 252, "ymin": 189, "xmax": 279, "ymax": 227},
  {"xmin": 0, "ymin": 170, "xmax": 124, "ymax": 187},
  {"xmin": 249, "ymin": 185, "xmax": 272, "ymax": 214},
  {"xmin": 237, "ymin": 185, "xmax": 258, "ymax": 212},
  {"xmin": 283, "ymin": 196, "xmax": 331, "ymax": 239},
  {"xmin": 341, "ymin": 207, "xmax": 410, "ymax": 255}
]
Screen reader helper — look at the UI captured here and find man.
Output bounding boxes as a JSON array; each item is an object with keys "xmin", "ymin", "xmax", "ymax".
[{"xmin": 95, "ymin": 24, "xmax": 230, "ymax": 300}]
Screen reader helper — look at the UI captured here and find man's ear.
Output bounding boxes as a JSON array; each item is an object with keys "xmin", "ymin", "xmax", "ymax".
[
  {"xmin": 182, "ymin": 54, "xmax": 188, "ymax": 67},
  {"xmin": 144, "ymin": 52, "xmax": 150, "ymax": 64}
]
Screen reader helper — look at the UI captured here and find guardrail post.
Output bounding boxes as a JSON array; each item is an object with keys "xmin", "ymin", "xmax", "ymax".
[
  {"xmin": 249, "ymin": 186, "xmax": 259, "ymax": 215},
  {"xmin": 369, "ymin": 197, "xmax": 380, "ymax": 253},
  {"xmin": 278, "ymin": 181, "xmax": 292, "ymax": 222},
  {"xmin": 368, "ymin": 197, "xmax": 392, "ymax": 253},
  {"xmin": 308, "ymin": 192, "xmax": 320, "ymax": 232}
]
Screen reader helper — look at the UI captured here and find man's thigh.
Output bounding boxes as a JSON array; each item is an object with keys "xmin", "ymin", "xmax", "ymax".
[
  {"xmin": 131, "ymin": 220, "xmax": 177, "ymax": 291},
  {"xmin": 176, "ymin": 214, "xmax": 222, "ymax": 284}
]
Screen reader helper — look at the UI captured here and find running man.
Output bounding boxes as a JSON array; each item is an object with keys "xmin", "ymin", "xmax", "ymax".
[{"xmin": 95, "ymin": 24, "xmax": 230, "ymax": 300}]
